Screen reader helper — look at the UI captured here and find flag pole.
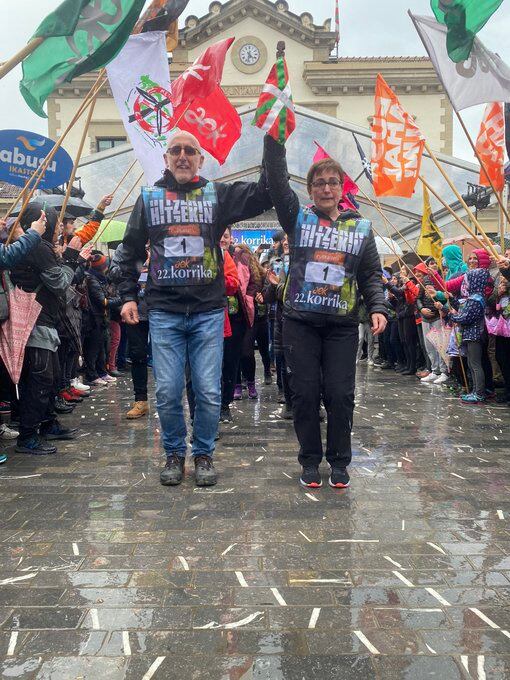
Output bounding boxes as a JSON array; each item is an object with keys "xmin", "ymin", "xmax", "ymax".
[
  {"xmin": 6, "ymin": 74, "xmax": 107, "ymax": 243},
  {"xmin": 110, "ymin": 159, "xmax": 138, "ymax": 197},
  {"xmin": 423, "ymin": 141, "xmax": 499, "ymax": 259},
  {"xmin": 455, "ymin": 109, "xmax": 510, "ymax": 227},
  {"xmin": 0, "ymin": 37, "xmax": 44, "ymax": 81},
  {"xmin": 93, "ymin": 171, "xmax": 145, "ymax": 245},
  {"xmin": 58, "ymin": 98, "xmax": 98, "ymax": 224}
]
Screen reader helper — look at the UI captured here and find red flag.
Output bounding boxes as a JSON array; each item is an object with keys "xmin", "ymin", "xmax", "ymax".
[
  {"xmin": 311, "ymin": 141, "xmax": 359, "ymax": 211},
  {"xmin": 476, "ymin": 102, "xmax": 506, "ymax": 191},
  {"xmin": 172, "ymin": 37, "xmax": 234, "ymax": 109},
  {"xmin": 172, "ymin": 85, "xmax": 241, "ymax": 164}
]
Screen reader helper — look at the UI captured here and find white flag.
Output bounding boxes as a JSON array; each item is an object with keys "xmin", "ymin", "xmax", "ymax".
[
  {"xmin": 409, "ymin": 12, "xmax": 510, "ymax": 112},
  {"xmin": 106, "ymin": 32, "xmax": 173, "ymax": 185}
]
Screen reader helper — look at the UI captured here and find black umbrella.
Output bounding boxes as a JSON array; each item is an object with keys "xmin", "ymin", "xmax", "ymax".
[
  {"xmin": 10, "ymin": 195, "xmax": 94, "ymax": 219},
  {"xmin": 37, "ymin": 194, "xmax": 94, "ymax": 218}
]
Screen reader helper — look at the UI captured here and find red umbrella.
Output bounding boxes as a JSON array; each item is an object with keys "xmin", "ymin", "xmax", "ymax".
[{"xmin": 0, "ymin": 286, "xmax": 41, "ymax": 398}]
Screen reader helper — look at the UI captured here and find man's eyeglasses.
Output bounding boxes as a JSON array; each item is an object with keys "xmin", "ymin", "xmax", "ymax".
[
  {"xmin": 167, "ymin": 144, "xmax": 201, "ymax": 157},
  {"xmin": 311, "ymin": 178, "xmax": 342, "ymax": 189}
]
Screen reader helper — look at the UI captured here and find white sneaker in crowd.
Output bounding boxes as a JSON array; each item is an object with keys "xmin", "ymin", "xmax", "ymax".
[
  {"xmin": 433, "ymin": 373, "xmax": 449, "ymax": 385},
  {"xmin": 0, "ymin": 423, "xmax": 18, "ymax": 440},
  {"xmin": 368, "ymin": 359, "xmax": 374, "ymax": 366},
  {"xmin": 91, "ymin": 377, "xmax": 108, "ymax": 386},
  {"xmin": 71, "ymin": 379, "xmax": 90, "ymax": 392},
  {"xmin": 421, "ymin": 373, "xmax": 437, "ymax": 383},
  {"xmin": 101, "ymin": 374, "xmax": 117, "ymax": 383}
]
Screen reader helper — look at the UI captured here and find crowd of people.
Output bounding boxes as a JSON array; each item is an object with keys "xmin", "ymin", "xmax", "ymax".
[
  {"xmin": 377, "ymin": 247, "xmax": 510, "ymax": 406},
  {"xmin": 0, "ymin": 129, "xmax": 509, "ymax": 490}
]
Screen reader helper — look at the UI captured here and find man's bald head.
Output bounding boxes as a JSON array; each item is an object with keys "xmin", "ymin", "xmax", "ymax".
[
  {"xmin": 164, "ymin": 130, "xmax": 205, "ymax": 184},
  {"xmin": 166, "ymin": 130, "xmax": 202, "ymax": 153}
]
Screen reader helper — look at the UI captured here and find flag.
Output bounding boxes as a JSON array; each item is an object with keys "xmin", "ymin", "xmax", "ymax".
[
  {"xmin": 475, "ymin": 102, "xmax": 506, "ymax": 192},
  {"xmin": 409, "ymin": 12, "xmax": 510, "ymax": 112},
  {"xmin": 504, "ymin": 103, "xmax": 510, "ymax": 160},
  {"xmin": 312, "ymin": 141, "xmax": 359, "ymax": 210},
  {"xmin": 171, "ymin": 37, "xmax": 234, "ymax": 109},
  {"xmin": 20, "ymin": 0, "xmax": 145, "ymax": 118},
  {"xmin": 253, "ymin": 58, "xmax": 295, "ymax": 145},
  {"xmin": 416, "ymin": 185, "xmax": 443, "ymax": 264},
  {"xmin": 352, "ymin": 133, "xmax": 373, "ymax": 182},
  {"xmin": 106, "ymin": 32, "xmax": 172, "ymax": 185},
  {"xmin": 371, "ymin": 74, "xmax": 425, "ymax": 198},
  {"xmin": 134, "ymin": 0, "xmax": 190, "ymax": 52},
  {"xmin": 172, "ymin": 85, "xmax": 241, "ymax": 165},
  {"xmin": 334, "ymin": 0, "xmax": 340, "ymax": 45},
  {"xmin": 430, "ymin": 0, "xmax": 504, "ymax": 63}
]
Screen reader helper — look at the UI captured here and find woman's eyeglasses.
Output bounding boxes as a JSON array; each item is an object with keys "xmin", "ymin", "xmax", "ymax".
[{"xmin": 311, "ymin": 178, "xmax": 342, "ymax": 189}]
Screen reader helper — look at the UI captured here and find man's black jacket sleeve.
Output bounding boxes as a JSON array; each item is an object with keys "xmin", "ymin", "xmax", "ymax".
[
  {"xmin": 118, "ymin": 196, "xmax": 149, "ymax": 304},
  {"xmin": 263, "ymin": 135, "xmax": 299, "ymax": 233}
]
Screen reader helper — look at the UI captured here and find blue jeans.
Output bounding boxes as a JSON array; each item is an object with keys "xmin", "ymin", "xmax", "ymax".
[{"xmin": 149, "ymin": 309, "xmax": 224, "ymax": 459}]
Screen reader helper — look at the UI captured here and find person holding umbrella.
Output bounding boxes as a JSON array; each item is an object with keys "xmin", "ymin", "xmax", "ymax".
[{"xmin": 9, "ymin": 203, "xmax": 93, "ymax": 455}]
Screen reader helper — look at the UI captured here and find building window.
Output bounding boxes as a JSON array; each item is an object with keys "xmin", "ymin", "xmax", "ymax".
[{"xmin": 96, "ymin": 137, "xmax": 127, "ymax": 152}]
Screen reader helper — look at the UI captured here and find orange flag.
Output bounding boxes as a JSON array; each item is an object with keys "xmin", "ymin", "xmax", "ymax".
[
  {"xmin": 475, "ymin": 102, "xmax": 505, "ymax": 191},
  {"xmin": 371, "ymin": 74, "xmax": 425, "ymax": 198}
]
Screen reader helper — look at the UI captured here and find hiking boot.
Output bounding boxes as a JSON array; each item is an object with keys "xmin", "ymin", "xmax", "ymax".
[
  {"xmin": 194, "ymin": 455, "xmax": 217, "ymax": 486},
  {"xmin": 126, "ymin": 401, "xmax": 149, "ymax": 419},
  {"xmin": 283, "ymin": 404, "xmax": 293, "ymax": 420},
  {"xmin": 264, "ymin": 372, "xmax": 272, "ymax": 385},
  {"xmin": 54, "ymin": 397, "xmax": 74, "ymax": 414},
  {"xmin": 329, "ymin": 466, "xmax": 350, "ymax": 489},
  {"xmin": 220, "ymin": 405, "xmax": 232, "ymax": 423},
  {"xmin": 0, "ymin": 423, "xmax": 18, "ymax": 440},
  {"xmin": 247, "ymin": 382, "xmax": 258, "ymax": 399},
  {"xmin": 59, "ymin": 389, "xmax": 83, "ymax": 403},
  {"xmin": 160, "ymin": 455, "xmax": 185, "ymax": 486},
  {"xmin": 41, "ymin": 420, "xmax": 77, "ymax": 441},
  {"xmin": 16, "ymin": 436, "xmax": 57, "ymax": 455},
  {"xmin": 233, "ymin": 385, "xmax": 243, "ymax": 400},
  {"xmin": 299, "ymin": 466, "xmax": 322, "ymax": 488}
]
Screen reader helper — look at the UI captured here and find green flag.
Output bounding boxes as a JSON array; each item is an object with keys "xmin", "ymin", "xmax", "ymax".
[
  {"xmin": 20, "ymin": 0, "xmax": 145, "ymax": 118},
  {"xmin": 430, "ymin": 0, "xmax": 504, "ymax": 62}
]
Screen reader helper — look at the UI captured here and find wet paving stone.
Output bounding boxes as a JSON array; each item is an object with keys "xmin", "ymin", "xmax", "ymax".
[{"xmin": 1, "ymin": 367, "xmax": 510, "ymax": 677}]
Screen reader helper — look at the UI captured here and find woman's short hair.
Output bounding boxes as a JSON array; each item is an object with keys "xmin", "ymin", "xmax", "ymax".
[{"xmin": 307, "ymin": 159, "xmax": 345, "ymax": 192}]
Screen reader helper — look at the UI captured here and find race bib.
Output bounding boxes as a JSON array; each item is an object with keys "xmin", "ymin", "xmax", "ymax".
[
  {"xmin": 305, "ymin": 261, "xmax": 345, "ymax": 287},
  {"xmin": 164, "ymin": 236, "xmax": 204, "ymax": 258}
]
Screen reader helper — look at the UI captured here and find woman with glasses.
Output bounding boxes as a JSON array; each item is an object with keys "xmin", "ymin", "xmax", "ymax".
[{"xmin": 263, "ymin": 135, "xmax": 387, "ymax": 489}]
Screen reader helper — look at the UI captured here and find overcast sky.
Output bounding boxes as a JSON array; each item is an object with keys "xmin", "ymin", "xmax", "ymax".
[{"xmin": 0, "ymin": 0, "xmax": 509, "ymax": 161}]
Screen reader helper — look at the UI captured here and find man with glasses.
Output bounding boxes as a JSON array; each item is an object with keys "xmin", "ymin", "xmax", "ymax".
[
  {"xmin": 119, "ymin": 131, "xmax": 272, "ymax": 487},
  {"xmin": 263, "ymin": 135, "xmax": 387, "ymax": 489}
]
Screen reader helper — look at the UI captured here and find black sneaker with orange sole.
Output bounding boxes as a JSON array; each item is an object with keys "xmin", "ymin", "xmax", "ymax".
[
  {"xmin": 299, "ymin": 466, "xmax": 322, "ymax": 488},
  {"xmin": 329, "ymin": 466, "xmax": 350, "ymax": 489}
]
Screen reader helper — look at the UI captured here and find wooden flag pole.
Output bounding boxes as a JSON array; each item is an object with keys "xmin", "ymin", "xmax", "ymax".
[
  {"xmin": 6, "ymin": 74, "xmax": 106, "ymax": 243},
  {"xmin": 58, "ymin": 98, "xmax": 98, "ymax": 224},
  {"xmin": 110, "ymin": 159, "xmax": 138, "ymax": 198},
  {"xmin": 455, "ymin": 109, "xmax": 510, "ymax": 227},
  {"xmin": 424, "ymin": 141, "xmax": 499, "ymax": 259},
  {"xmin": 0, "ymin": 37, "xmax": 44, "ymax": 81},
  {"xmin": 93, "ymin": 171, "xmax": 144, "ymax": 245},
  {"xmin": 419, "ymin": 176, "xmax": 490, "ymax": 251}
]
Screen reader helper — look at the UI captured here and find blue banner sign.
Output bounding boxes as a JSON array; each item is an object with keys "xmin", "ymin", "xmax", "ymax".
[
  {"xmin": 0, "ymin": 129, "xmax": 73, "ymax": 189},
  {"xmin": 231, "ymin": 229, "xmax": 276, "ymax": 249}
]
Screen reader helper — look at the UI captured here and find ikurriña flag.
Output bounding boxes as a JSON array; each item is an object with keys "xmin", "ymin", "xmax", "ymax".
[
  {"xmin": 476, "ymin": 102, "xmax": 506, "ymax": 192},
  {"xmin": 371, "ymin": 73, "xmax": 425, "ymax": 198},
  {"xmin": 253, "ymin": 57, "xmax": 295, "ymax": 145},
  {"xmin": 20, "ymin": 0, "xmax": 145, "ymax": 118}
]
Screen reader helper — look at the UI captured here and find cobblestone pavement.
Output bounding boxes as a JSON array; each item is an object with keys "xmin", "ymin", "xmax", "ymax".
[{"xmin": 1, "ymin": 365, "xmax": 510, "ymax": 679}]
